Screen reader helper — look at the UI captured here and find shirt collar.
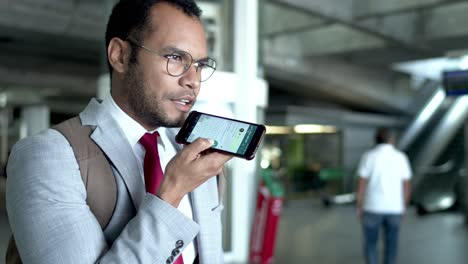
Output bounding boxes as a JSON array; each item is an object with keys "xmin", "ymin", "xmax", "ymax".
[
  {"xmin": 376, "ymin": 143, "xmax": 394, "ymax": 149},
  {"xmin": 156, "ymin": 127, "xmax": 172, "ymax": 151},
  {"xmin": 102, "ymin": 93, "xmax": 150, "ymax": 148}
]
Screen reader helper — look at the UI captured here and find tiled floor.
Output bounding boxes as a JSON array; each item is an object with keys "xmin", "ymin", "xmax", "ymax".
[
  {"xmin": 0, "ymin": 199, "xmax": 466, "ymax": 263},
  {"xmin": 274, "ymin": 198, "xmax": 468, "ymax": 264}
]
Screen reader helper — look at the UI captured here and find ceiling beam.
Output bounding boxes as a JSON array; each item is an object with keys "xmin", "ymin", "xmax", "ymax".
[
  {"xmin": 0, "ymin": 0, "xmax": 106, "ymax": 41},
  {"xmin": 269, "ymin": 0, "xmax": 456, "ymax": 55},
  {"xmin": 264, "ymin": 24, "xmax": 386, "ymax": 57},
  {"xmin": 353, "ymin": 0, "xmax": 465, "ymax": 19},
  {"xmin": 425, "ymin": 2, "xmax": 468, "ymax": 39},
  {"xmin": 262, "ymin": 1, "xmax": 328, "ymax": 37},
  {"xmin": 264, "ymin": 54, "xmax": 416, "ymax": 114},
  {"xmin": 265, "ymin": 1, "xmax": 468, "ymax": 59},
  {"xmin": 0, "ymin": 65, "xmax": 98, "ymax": 100}
]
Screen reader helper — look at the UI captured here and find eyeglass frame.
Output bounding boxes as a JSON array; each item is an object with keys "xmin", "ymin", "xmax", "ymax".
[{"xmin": 125, "ymin": 38, "xmax": 216, "ymax": 82}]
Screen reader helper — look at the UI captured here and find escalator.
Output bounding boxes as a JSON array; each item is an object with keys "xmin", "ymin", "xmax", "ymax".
[
  {"xmin": 401, "ymin": 95, "xmax": 468, "ymax": 213},
  {"xmin": 412, "ymin": 128, "xmax": 465, "ymax": 213},
  {"xmin": 404, "ymin": 100, "xmax": 449, "ymax": 162}
]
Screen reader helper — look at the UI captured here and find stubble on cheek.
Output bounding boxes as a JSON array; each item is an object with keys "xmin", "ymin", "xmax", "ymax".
[{"xmin": 125, "ymin": 64, "xmax": 189, "ymax": 127}]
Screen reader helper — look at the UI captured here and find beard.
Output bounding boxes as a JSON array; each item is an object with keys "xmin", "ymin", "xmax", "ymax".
[{"xmin": 123, "ymin": 63, "xmax": 187, "ymax": 128}]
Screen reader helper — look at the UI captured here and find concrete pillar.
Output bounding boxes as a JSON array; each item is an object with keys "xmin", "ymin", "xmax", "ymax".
[
  {"xmin": 21, "ymin": 105, "xmax": 50, "ymax": 137},
  {"xmin": 195, "ymin": 70, "xmax": 267, "ymax": 263},
  {"xmin": 229, "ymin": 0, "xmax": 260, "ymax": 262},
  {"xmin": 196, "ymin": 1, "xmax": 268, "ymax": 262}
]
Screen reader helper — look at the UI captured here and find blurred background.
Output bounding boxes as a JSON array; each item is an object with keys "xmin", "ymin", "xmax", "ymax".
[{"xmin": 0, "ymin": 0, "xmax": 467, "ymax": 263}]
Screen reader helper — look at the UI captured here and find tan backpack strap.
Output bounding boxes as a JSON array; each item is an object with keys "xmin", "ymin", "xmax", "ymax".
[
  {"xmin": 5, "ymin": 237, "xmax": 21, "ymax": 264},
  {"xmin": 6, "ymin": 117, "xmax": 117, "ymax": 264},
  {"xmin": 53, "ymin": 116, "xmax": 117, "ymax": 229}
]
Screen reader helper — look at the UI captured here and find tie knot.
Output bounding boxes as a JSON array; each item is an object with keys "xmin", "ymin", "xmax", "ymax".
[{"xmin": 139, "ymin": 132, "xmax": 159, "ymax": 154}]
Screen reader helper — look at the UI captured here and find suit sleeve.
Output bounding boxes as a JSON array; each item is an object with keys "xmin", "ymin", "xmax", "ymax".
[{"xmin": 6, "ymin": 129, "xmax": 200, "ymax": 264}]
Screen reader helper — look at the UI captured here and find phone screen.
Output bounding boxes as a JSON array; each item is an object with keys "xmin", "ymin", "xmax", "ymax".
[{"xmin": 186, "ymin": 114, "xmax": 258, "ymax": 155}]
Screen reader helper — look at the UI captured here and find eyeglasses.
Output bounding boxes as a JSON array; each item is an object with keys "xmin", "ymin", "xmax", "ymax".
[{"xmin": 126, "ymin": 39, "xmax": 216, "ymax": 82}]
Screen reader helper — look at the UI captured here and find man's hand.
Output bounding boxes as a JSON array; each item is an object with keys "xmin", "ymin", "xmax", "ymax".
[
  {"xmin": 157, "ymin": 138, "xmax": 232, "ymax": 207},
  {"xmin": 356, "ymin": 204, "xmax": 363, "ymax": 219}
]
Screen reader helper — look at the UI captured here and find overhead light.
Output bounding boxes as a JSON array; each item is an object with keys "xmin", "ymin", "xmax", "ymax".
[
  {"xmin": 260, "ymin": 160, "xmax": 270, "ymax": 169},
  {"xmin": 392, "ymin": 57, "xmax": 459, "ymax": 81},
  {"xmin": 265, "ymin": 125, "xmax": 338, "ymax": 134},
  {"xmin": 460, "ymin": 56, "xmax": 468, "ymax": 70},
  {"xmin": 293, "ymin": 124, "xmax": 337, "ymax": 134},
  {"xmin": 265, "ymin": 126, "xmax": 291, "ymax": 134}
]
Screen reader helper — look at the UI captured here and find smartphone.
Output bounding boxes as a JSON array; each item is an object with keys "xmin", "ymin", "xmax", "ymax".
[{"xmin": 176, "ymin": 111, "xmax": 266, "ymax": 160}]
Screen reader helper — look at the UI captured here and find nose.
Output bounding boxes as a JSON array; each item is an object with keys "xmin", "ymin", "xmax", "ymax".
[{"xmin": 180, "ymin": 64, "xmax": 201, "ymax": 90}]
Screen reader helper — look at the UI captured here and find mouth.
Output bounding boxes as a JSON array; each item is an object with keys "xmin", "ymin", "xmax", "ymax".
[{"xmin": 172, "ymin": 96, "xmax": 194, "ymax": 112}]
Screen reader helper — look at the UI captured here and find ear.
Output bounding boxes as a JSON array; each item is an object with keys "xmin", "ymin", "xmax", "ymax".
[{"xmin": 108, "ymin": 37, "xmax": 131, "ymax": 74}]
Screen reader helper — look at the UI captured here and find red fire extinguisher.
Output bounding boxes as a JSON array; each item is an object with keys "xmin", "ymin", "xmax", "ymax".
[{"xmin": 249, "ymin": 169, "xmax": 284, "ymax": 264}]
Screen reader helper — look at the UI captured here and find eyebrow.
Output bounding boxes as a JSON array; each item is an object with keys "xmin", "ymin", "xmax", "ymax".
[{"xmin": 163, "ymin": 45, "xmax": 210, "ymax": 61}]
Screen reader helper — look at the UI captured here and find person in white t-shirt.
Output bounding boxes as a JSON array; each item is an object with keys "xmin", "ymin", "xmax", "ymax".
[{"xmin": 356, "ymin": 128, "xmax": 412, "ymax": 264}]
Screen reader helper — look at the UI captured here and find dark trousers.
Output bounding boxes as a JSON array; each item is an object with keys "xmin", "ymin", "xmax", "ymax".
[{"xmin": 362, "ymin": 212, "xmax": 402, "ymax": 264}]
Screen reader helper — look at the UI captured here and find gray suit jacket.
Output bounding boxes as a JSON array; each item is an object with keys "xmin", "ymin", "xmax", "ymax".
[{"xmin": 6, "ymin": 99, "xmax": 224, "ymax": 263}]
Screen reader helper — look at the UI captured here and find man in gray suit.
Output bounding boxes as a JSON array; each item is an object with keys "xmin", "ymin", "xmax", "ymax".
[{"xmin": 6, "ymin": 0, "xmax": 231, "ymax": 263}]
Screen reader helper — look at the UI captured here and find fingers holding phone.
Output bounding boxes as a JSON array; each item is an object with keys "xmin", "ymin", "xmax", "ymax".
[
  {"xmin": 176, "ymin": 111, "xmax": 266, "ymax": 160},
  {"xmin": 157, "ymin": 137, "xmax": 232, "ymax": 207},
  {"xmin": 181, "ymin": 136, "xmax": 233, "ymax": 172},
  {"xmin": 159, "ymin": 111, "xmax": 265, "ymax": 207}
]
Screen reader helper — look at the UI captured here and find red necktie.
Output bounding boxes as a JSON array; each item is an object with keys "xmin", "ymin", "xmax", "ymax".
[
  {"xmin": 139, "ymin": 132, "xmax": 184, "ymax": 264},
  {"xmin": 139, "ymin": 132, "xmax": 164, "ymax": 195}
]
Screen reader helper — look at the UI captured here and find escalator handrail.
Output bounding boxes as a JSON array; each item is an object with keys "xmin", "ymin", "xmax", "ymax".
[{"xmin": 417, "ymin": 160, "xmax": 454, "ymax": 175}]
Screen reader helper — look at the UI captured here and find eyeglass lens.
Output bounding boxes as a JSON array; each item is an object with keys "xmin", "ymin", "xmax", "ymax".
[{"xmin": 166, "ymin": 51, "xmax": 216, "ymax": 82}]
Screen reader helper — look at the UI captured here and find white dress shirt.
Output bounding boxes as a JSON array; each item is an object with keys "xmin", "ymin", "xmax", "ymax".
[{"xmin": 102, "ymin": 94, "xmax": 196, "ymax": 263}]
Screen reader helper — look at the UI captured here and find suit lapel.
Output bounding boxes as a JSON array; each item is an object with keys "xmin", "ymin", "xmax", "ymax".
[
  {"xmin": 166, "ymin": 128, "xmax": 220, "ymax": 261},
  {"xmin": 80, "ymin": 99, "xmax": 145, "ymax": 210},
  {"xmin": 165, "ymin": 128, "xmax": 222, "ymax": 261},
  {"xmin": 190, "ymin": 179, "xmax": 223, "ymax": 263}
]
